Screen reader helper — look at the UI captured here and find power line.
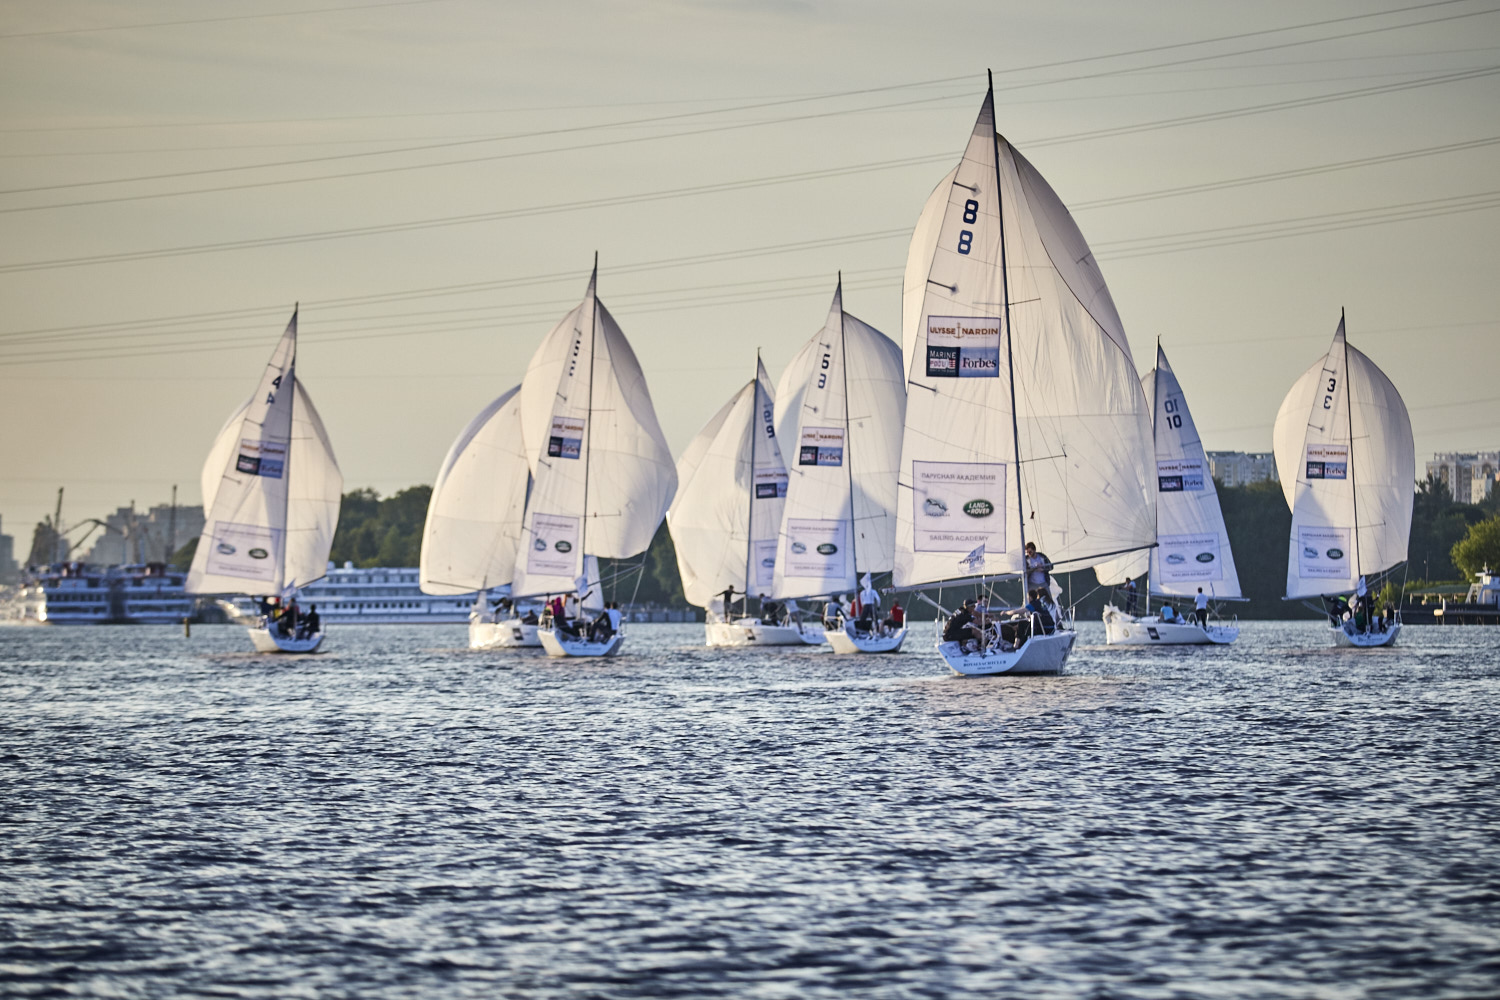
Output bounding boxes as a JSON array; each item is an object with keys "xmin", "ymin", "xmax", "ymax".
[{"xmin": 0, "ymin": 0, "xmax": 449, "ymax": 40}]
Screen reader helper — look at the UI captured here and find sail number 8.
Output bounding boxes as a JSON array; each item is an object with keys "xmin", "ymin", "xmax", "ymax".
[{"xmin": 957, "ymin": 199, "xmax": 979, "ymax": 254}]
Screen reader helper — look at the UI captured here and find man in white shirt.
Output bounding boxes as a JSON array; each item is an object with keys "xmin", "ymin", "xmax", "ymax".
[
  {"xmin": 1194, "ymin": 588, "xmax": 1209, "ymax": 628},
  {"xmin": 606, "ymin": 601, "xmax": 622, "ymax": 634}
]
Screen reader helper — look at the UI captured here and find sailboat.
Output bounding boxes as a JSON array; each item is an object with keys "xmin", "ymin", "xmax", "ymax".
[
  {"xmin": 894, "ymin": 79, "xmax": 1156, "ymax": 676},
  {"xmin": 668, "ymin": 355, "xmax": 819, "ymax": 646},
  {"xmin": 1096, "ymin": 343, "xmax": 1243, "ymax": 645},
  {"xmin": 418, "ymin": 385, "xmax": 541, "ymax": 647},
  {"xmin": 771, "ymin": 279, "xmax": 908, "ymax": 653},
  {"xmin": 511, "ymin": 261, "xmax": 677, "ymax": 657},
  {"xmin": 186, "ymin": 309, "xmax": 343, "ymax": 652},
  {"xmin": 1274, "ymin": 313, "xmax": 1413, "ymax": 647}
]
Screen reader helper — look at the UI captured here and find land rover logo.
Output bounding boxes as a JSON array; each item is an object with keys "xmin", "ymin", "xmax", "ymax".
[
  {"xmin": 555, "ymin": 540, "xmax": 572, "ymax": 553},
  {"xmin": 216, "ymin": 542, "xmax": 236, "ymax": 555},
  {"xmin": 248, "ymin": 548, "xmax": 268, "ymax": 559},
  {"xmin": 1165, "ymin": 553, "xmax": 1185, "ymax": 564},
  {"xmin": 534, "ymin": 538, "xmax": 547, "ymax": 551},
  {"xmin": 923, "ymin": 498, "xmax": 948, "ymax": 517},
  {"xmin": 1327, "ymin": 547, "xmax": 1344, "ymax": 560},
  {"xmin": 1196, "ymin": 552, "xmax": 1215, "ymax": 563},
  {"xmin": 1303, "ymin": 546, "xmax": 1319, "ymax": 559},
  {"xmin": 962, "ymin": 499, "xmax": 994, "ymax": 518},
  {"xmin": 816, "ymin": 543, "xmax": 838, "ymax": 556},
  {"xmin": 791, "ymin": 541, "xmax": 807, "ymax": 554}
]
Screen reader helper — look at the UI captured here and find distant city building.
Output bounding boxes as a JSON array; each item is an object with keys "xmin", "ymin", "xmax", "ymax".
[
  {"xmin": 1427, "ymin": 452, "xmax": 1500, "ymax": 504},
  {"xmin": 0, "ymin": 515, "xmax": 16, "ymax": 583},
  {"xmin": 1206, "ymin": 451, "xmax": 1279, "ymax": 488},
  {"xmin": 81, "ymin": 502, "xmax": 205, "ymax": 566}
]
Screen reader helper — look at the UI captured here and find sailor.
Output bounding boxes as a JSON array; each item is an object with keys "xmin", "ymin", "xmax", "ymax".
[
  {"xmin": 607, "ymin": 601, "xmax": 623, "ymax": 635},
  {"xmin": 1124, "ymin": 577, "xmax": 1139, "ymax": 616},
  {"xmin": 1159, "ymin": 603, "xmax": 1179, "ymax": 624},
  {"xmin": 1024, "ymin": 589, "xmax": 1056, "ymax": 635},
  {"xmin": 942, "ymin": 598, "xmax": 979, "ymax": 647},
  {"xmin": 883, "ymin": 601, "xmax": 905, "ymax": 632},
  {"xmin": 1025, "ymin": 542, "xmax": 1053, "ymax": 594},
  {"xmin": 304, "ymin": 604, "xmax": 321, "ymax": 637},
  {"xmin": 823, "ymin": 598, "xmax": 841, "ymax": 629},
  {"xmin": 1194, "ymin": 587, "xmax": 1209, "ymax": 628}
]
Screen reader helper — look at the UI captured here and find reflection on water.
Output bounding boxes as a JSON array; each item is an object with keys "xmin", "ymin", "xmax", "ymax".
[{"xmin": 2, "ymin": 620, "xmax": 1498, "ymax": 998}]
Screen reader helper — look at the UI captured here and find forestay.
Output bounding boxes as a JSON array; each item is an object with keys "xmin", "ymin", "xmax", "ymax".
[
  {"xmin": 669, "ymin": 358, "xmax": 787, "ymax": 607},
  {"xmin": 772, "ymin": 281, "xmax": 906, "ymax": 599},
  {"xmin": 419, "ymin": 385, "xmax": 531, "ymax": 595},
  {"xmin": 511, "ymin": 267, "xmax": 678, "ymax": 598},
  {"xmin": 1274, "ymin": 317, "xmax": 1413, "ymax": 599},
  {"xmin": 187, "ymin": 311, "xmax": 342, "ymax": 596},
  {"xmin": 1095, "ymin": 345, "xmax": 1241, "ymax": 599},
  {"xmin": 894, "ymin": 88, "xmax": 1155, "ymax": 589}
]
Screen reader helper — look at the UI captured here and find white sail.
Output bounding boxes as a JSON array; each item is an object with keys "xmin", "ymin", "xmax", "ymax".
[
  {"xmin": 511, "ymin": 266, "xmax": 678, "ymax": 598},
  {"xmin": 419, "ymin": 385, "xmax": 531, "ymax": 595},
  {"xmin": 187, "ymin": 311, "xmax": 343, "ymax": 595},
  {"xmin": 668, "ymin": 358, "xmax": 787, "ymax": 607},
  {"xmin": 894, "ymin": 88, "xmax": 1155, "ymax": 589},
  {"xmin": 773, "ymin": 281, "xmax": 906, "ymax": 599},
  {"xmin": 1096, "ymin": 345, "xmax": 1242, "ymax": 598},
  {"xmin": 1275, "ymin": 317, "xmax": 1414, "ymax": 599}
]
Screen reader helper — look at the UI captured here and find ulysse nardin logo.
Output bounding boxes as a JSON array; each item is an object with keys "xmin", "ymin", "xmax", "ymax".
[
  {"xmin": 962, "ymin": 499, "xmax": 993, "ymax": 518},
  {"xmin": 791, "ymin": 541, "xmax": 807, "ymax": 554},
  {"xmin": 216, "ymin": 542, "xmax": 237, "ymax": 555},
  {"xmin": 1196, "ymin": 552, "xmax": 1215, "ymax": 563},
  {"xmin": 248, "ymin": 548, "xmax": 269, "ymax": 560},
  {"xmin": 1165, "ymin": 553, "xmax": 1186, "ymax": 565},
  {"xmin": 1326, "ymin": 547, "xmax": 1344, "ymax": 560},
  {"xmin": 555, "ymin": 540, "xmax": 572, "ymax": 553},
  {"xmin": 923, "ymin": 498, "xmax": 948, "ymax": 517},
  {"xmin": 816, "ymin": 543, "xmax": 838, "ymax": 556}
]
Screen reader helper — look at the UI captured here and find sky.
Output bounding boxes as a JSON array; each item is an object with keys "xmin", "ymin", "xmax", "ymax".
[{"xmin": 2, "ymin": 0, "xmax": 1498, "ymax": 550}]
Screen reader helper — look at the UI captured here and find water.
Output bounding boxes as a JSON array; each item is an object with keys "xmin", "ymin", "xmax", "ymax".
[{"xmin": 2, "ymin": 621, "xmax": 1498, "ymax": 998}]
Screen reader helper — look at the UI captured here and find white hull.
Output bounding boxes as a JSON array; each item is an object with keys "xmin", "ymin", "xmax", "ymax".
[
  {"xmin": 939, "ymin": 629, "xmax": 1075, "ymax": 676},
  {"xmin": 705, "ymin": 619, "xmax": 825, "ymax": 647},
  {"xmin": 1102, "ymin": 606, "xmax": 1238, "ymax": 646},
  {"xmin": 1331, "ymin": 622, "xmax": 1401, "ymax": 648},
  {"xmin": 469, "ymin": 617, "xmax": 541, "ymax": 649},
  {"xmin": 248, "ymin": 625, "xmax": 324, "ymax": 653},
  {"xmin": 538, "ymin": 628, "xmax": 624, "ymax": 658},
  {"xmin": 826, "ymin": 624, "xmax": 907, "ymax": 654}
]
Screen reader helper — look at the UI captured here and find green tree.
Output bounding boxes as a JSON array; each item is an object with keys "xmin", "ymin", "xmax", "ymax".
[
  {"xmin": 329, "ymin": 486, "xmax": 433, "ymax": 568},
  {"xmin": 1451, "ymin": 515, "xmax": 1500, "ymax": 581}
]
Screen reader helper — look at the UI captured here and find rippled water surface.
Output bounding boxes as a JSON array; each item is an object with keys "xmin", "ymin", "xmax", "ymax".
[{"xmin": 3, "ymin": 621, "xmax": 1499, "ymax": 998}]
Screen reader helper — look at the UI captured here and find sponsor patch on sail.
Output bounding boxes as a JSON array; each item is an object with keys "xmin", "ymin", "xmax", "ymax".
[
  {"xmin": 962, "ymin": 499, "xmax": 993, "ymax": 517},
  {"xmin": 816, "ymin": 543, "xmax": 838, "ymax": 556},
  {"xmin": 248, "ymin": 548, "xmax": 268, "ymax": 559}
]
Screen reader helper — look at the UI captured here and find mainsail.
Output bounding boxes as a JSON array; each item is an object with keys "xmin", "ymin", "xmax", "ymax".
[
  {"xmin": 1274, "ymin": 316, "xmax": 1414, "ymax": 599},
  {"xmin": 1095, "ymin": 344, "xmax": 1242, "ymax": 599},
  {"xmin": 419, "ymin": 385, "xmax": 531, "ymax": 595},
  {"xmin": 894, "ymin": 85, "xmax": 1155, "ymax": 589},
  {"xmin": 187, "ymin": 310, "xmax": 342, "ymax": 595},
  {"xmin": 510, "ymin": 265, "xmax": 678, "ymax": 598},
  {"xmin": 772, "ymin": 280, "xmax": 906, "ymax": 599},
  {"xmin": 668, "ymin": 357, "xmax": 787, "ymax": 607}
]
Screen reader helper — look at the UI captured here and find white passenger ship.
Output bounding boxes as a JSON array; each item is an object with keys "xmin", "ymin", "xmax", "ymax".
[
  {"xmin": 220, "ymin": 563, "xmax": 478, "ymax": 625},
  {"xmin": 10, "ymin": 563, "xmax": 195, "ymax": 624}
]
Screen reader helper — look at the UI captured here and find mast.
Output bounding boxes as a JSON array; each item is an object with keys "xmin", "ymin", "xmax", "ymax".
[
  {"xmin": 1343, "ymin": 307, "xmax": 1362, "ymax": 587},
  {"xmin": 988, "ymin": 70, "xmax": 1027, "ymax": 599},
  {"xmin": 281, "ymin": 303, "xmax": 298, "ymax": 592},
  {"xmin": 838, "ymin": 273, "xmax": 858, "ymax": 588},
  {"xmin": 1148, "ymin": 338, "xmax": 1162, "ymax": 611},
  {"xmin": 580, "ymin": 255, "xmax": 598, "ymax": 592},
  {"xmin": 743, "ymin": 351, "xmax": 758, "ymax": 612}
]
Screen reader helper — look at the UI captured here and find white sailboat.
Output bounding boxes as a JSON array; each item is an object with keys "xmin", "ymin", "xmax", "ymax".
[
  {"xmin": 1096, "ymin": 344, "xmax": 1243, "ymax": 645},
  {"xmin": 1274, "ymin": 314, "xmax": 1413, "ymax": 647},
  {"xmin": 668, "ymin": 356, "xmax": 819, "ymax": 646},
  {"xmin": 186, "ymin": 309, "xmax": 343, "ymax": 652},
  {"xmin": 418, "ymin": 385, "xmax": 541, "ymax": 647},
  {"xmin": 772, "ymin": 279, "xmax": 908, "ymax": 653},
  {"xmin": 894, "ymin": 79, "xmax": 1156, "ymax": 676},
  {"xmin": 512, "ymin": 262, "xmax": 677, "ymax": 657}
]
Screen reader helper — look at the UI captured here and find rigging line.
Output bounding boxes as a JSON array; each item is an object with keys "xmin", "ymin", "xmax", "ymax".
[
  {"xmin": 3, "ymin": 4, "xmax": 1488, "ymax": 200},
  {"xmin": 0, "ymin": 0, "xmax": 449, "ymax": 39},
  {"xmin": 1072, "ymin": 135, "xmax": 1500, "ymax": 210},
  {"xmin": 1024, "ymin": 63, "xmax": 1500, "ymax": 150}
]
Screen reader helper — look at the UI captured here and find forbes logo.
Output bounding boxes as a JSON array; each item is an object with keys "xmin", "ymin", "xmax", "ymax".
[
  {"xmin": 816, "ymin": 543, "xmax": 838, "ymax": 556},
  {"xmin": 962, "ymin": 499, "xmax": 993, "ymax": 518},
  {"xmin": 248, "ymin": 548, "xmax": 269, "ymax": 560},
  {"xmin": 1196, "ymin": 552, "xmax": 1215, "ymax": 563},
  {"xmin": 1326, "ymin": 547, "xmax": 1344, "ymax": 560},
  {"xmin": 555, "ymin": 540, "xmax": 572, "ymax": 553}
]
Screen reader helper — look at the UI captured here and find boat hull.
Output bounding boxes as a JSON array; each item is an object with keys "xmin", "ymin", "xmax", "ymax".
[
  {"xmin": 470, "ymin": 617, "xmax": 541, "ymax": 649},
  {"xmin": 248, "ymin": 626, "xmax": 324, "ymax": 653},
  {"xmin": 1331, "ymin": 622, "xmax": 1401, "ymax": 648},
  {"xmin": 538, "ymin": 628, "xmax": 623, "ymax": 658},
  {"xmin": 940, "ymin": 630, "xmax": 1075, "ymax": 676},
  {"xmin": 705, "ymin": 620, "xmax": 824, "ymax": 647},
  {"xmin": 1102, "ymin": 606, "xmax": 1238, "ymax": 646},
  {"xmin": 826, "ymin": 624, "xmax": 907, "ymax": 654}
]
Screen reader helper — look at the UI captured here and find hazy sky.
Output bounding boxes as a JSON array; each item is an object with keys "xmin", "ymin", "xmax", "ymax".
[{"xmin": 2, "ymin": 0, "xmax": 1497, "ymax": 546}]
